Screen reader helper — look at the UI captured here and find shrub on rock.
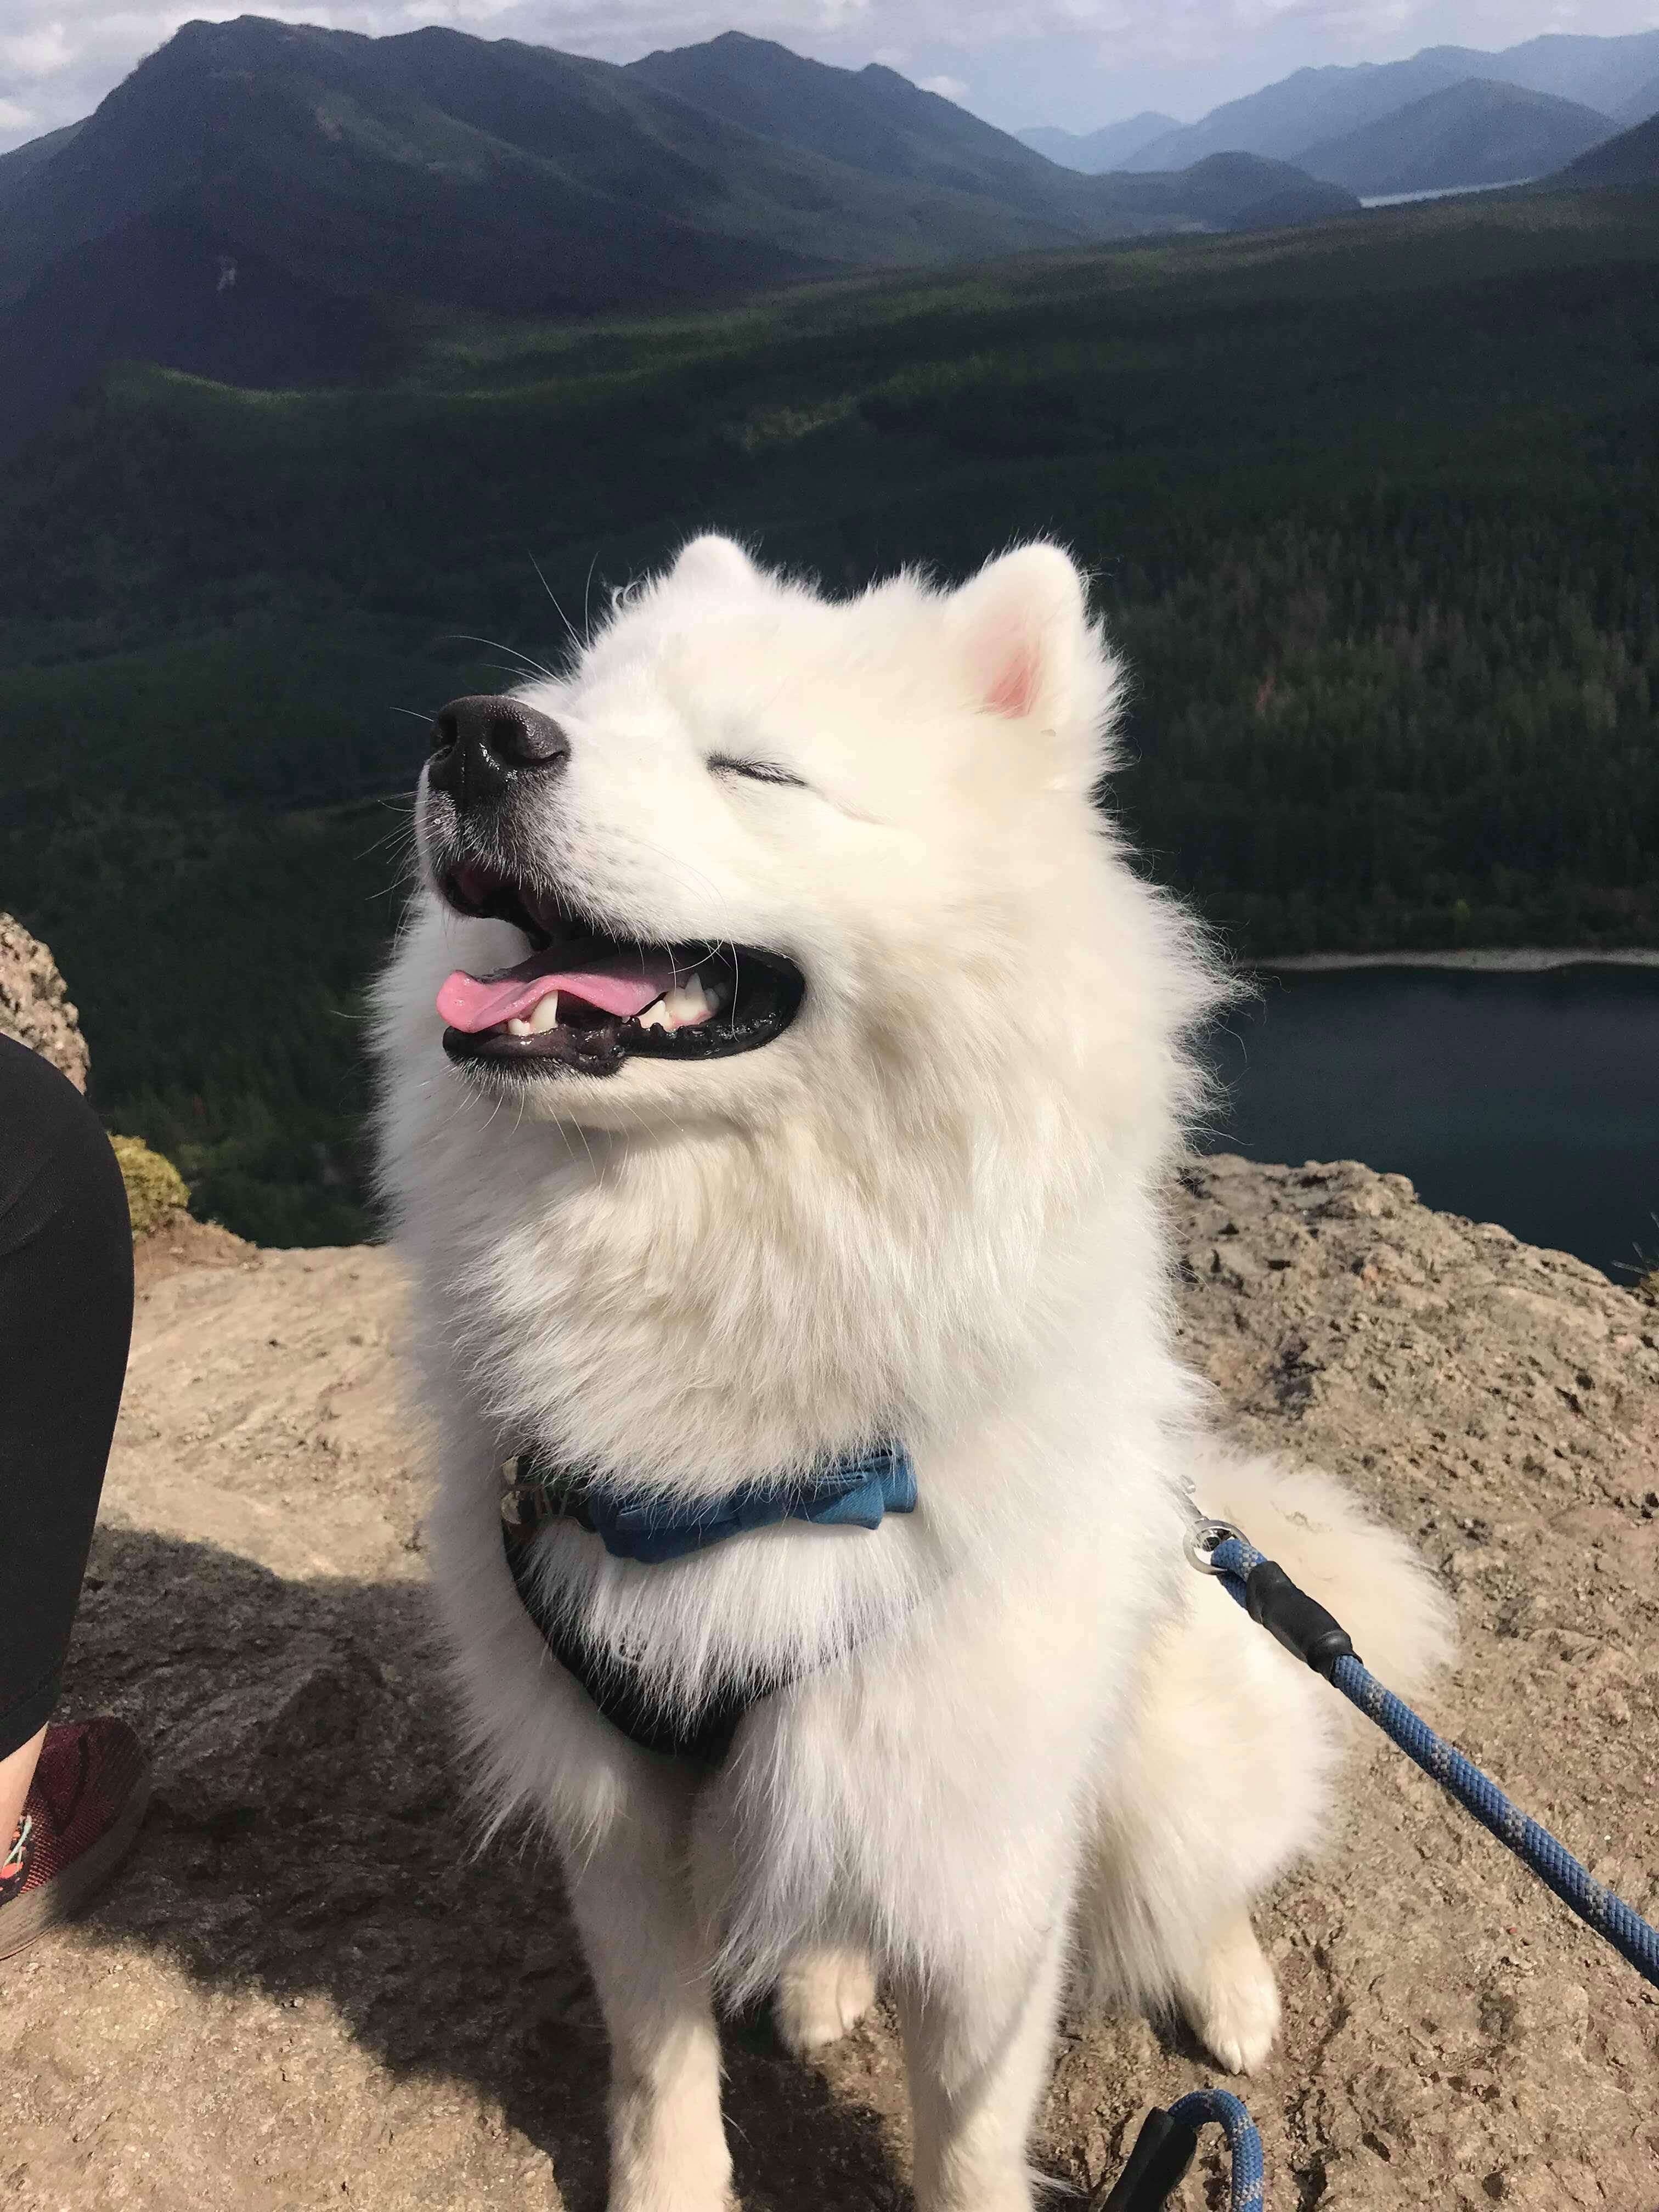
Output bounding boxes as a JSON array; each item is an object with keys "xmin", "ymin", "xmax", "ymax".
[{"xmin": 110, "ymin": 1133, "xmax": 191, "ymax": 1242}]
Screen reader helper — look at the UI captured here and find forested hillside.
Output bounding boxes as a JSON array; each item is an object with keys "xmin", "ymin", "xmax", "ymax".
[{"xmin": 2, "ymin": 185, "xmax": 1656, "ymax": 1241}]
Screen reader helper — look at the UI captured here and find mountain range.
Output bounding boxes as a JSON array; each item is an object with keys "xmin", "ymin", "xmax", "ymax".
[
  {"xmin": 0, "ymin": 19, "xmax": 1362, "ymax": 464},
  {"xmin": 9, "ymin": 16, "xmax": 1658, "ymax": 473},
  {"xmin": 1020, "ymin": 28, "xmax": 1659, "ymax": 193}
]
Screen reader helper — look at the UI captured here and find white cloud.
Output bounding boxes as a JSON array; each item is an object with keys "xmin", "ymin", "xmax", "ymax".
[
  {"xmin": 2, "ymin": 0, "xmax": 1657, "ymax": 151},
  {"xmin": 0, "ymin": 26, "xmax": 79, "ymax": 76},
  {"xmin": 918, "ymin": 71, "xmax": 968, "ymax": 96}
]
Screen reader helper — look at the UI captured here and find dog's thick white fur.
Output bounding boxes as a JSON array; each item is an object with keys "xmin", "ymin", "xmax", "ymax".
[{"xmin": 373, "ymin": 537, "xmax": 1453, "ymax": 2211}]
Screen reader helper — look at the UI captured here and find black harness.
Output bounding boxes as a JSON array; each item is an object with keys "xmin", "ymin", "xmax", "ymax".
[{"xmin": 500, "ymin": 1455, "xmax": 778, "ymax": 1765}]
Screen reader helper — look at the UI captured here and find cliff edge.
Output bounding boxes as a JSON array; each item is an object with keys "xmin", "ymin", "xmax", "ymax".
[
  {"xmin": 0, "ymin": 910, "xmax": 89, "ymax": 1092},
  {"xmin": 2, "ymin": 1158, "xmax": 1655, "ymax": 2210}
]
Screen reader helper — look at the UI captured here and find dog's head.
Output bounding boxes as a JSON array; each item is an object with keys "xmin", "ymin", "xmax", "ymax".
[
  {"xmin": 409, "ymin": 535, "xmax": 1213, "ymax": 1147},
  {"xmin": 381, "ymin": 538, "xmax": 1226, "ymax": 1469}
]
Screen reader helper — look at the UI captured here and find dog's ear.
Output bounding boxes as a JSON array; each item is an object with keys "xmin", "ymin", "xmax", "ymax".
[
  {"xmin": 670, "ymin": 535, "xmax": 758, "ymax": 590},
  {"xmin": 945, "ymin": 541, "xmax": 1090, "ymax": 740}
]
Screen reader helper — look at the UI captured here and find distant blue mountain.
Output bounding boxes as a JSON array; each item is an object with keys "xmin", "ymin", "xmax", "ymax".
[
  {"xmin": 1551, "ymin": 106, "xmax": 1659, "ymax": 188},
  {"xmin": 1613, "ymin": 71, "xmax": 1659, "ymax": 129},
  {"xmin": 1027, "ymin": 27, "xmax": 1659, "ymax": 185},
  {"xmin": 1015, "ymin": 113, "xmax": 1180, "ymax": 173},
  {"xmin": 1298, "ymin": 79, "xmax": 1616, "ymax": 197}
]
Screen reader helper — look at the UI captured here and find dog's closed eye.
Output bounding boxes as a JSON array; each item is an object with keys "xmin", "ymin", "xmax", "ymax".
[{"xmin": 709, "ymin": 755, "xmax": 808, "ymax": 790}]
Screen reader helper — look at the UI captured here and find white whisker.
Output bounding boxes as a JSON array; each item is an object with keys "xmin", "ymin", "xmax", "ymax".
[
  {"xmin": 530, "ymin": 552, "xmax": 581, "ymax": 665},
  {"xmin": 439, "ymin": 633, "xmax": 560, "ymax": 684}
]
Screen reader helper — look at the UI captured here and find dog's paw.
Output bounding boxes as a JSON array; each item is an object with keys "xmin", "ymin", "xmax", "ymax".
[
  {"xmin": 773, "ymin": 1945, "xmax": 878, "ymax": 2056},
  {"xmin": 1181, "ymin": 1915, "xmax": 1281, "ymax": 2076}
]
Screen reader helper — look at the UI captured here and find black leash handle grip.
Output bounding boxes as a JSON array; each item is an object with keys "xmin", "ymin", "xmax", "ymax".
[{"xmin": 1090, "ymin": 2107, "xmax": 1199, "ymax": 2210}]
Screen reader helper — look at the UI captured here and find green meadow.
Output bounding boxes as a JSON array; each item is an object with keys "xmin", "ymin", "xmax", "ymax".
[{"xmin": 3, "ymin": 183, "xmax": 1657, "ymax": 1241}]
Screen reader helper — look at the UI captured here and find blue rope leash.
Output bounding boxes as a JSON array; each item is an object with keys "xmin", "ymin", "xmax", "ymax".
[
  {"xmin": 1091, "ymin": 1523, "xmax": 1659, "ymax": 2211},
  {"xmin": 1207, "ymin": 1534, "xmax": 1659, "ymax": 1991},
  {"xmin": 1167, "ymin": 2092, "xmax": 1263, "ymax": 2210},
  {"xmin": 1092, "ymin": 2089, "xmax": 1264, "ymax": 2212}
]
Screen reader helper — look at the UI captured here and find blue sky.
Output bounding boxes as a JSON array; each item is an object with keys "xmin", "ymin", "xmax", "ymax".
[{"xmin": 3, "ymin": 0, "xmax": 1656, "ymax": 153}]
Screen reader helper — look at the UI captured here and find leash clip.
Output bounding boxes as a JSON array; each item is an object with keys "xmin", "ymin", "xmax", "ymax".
[
  {"xmin": 1182, "ymin": 1515, "xmax": 1248, "ymax": 1576},
  {"xmin": 499, "ymin": 1453, "xmax": 597, "ymax": 1536}
]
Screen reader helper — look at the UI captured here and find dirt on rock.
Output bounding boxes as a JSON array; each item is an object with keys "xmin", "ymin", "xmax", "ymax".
[{"xmin": 3, "ymin": 1158, "xmax": 1656, "ymax": 2212}]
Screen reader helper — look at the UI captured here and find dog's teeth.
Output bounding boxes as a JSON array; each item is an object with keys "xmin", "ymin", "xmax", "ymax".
[
  {"xmin": 527, "ymin": 992, "xmax": 562, "ymax": 1034},
  {"xmin": 659, "ymin": 980, "xmax": 716, "ymax": 1029},
  {"xmin": 634, "ymin": 980, "xmax": 717, "ymax": 1035},
  {"xmin": 506, "ymin": 1017, "xmax": 532, "ymax": 1037}
]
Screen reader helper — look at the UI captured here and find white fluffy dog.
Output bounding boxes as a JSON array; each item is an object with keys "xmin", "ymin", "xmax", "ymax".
[{"xmin": 373, "ymin": 536, "xmax": 1452, "ymax": 2212}]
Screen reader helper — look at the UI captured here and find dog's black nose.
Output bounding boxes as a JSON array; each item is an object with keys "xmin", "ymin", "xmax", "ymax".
[{"xmin": 427, "ymin": 695, "xmax": 569, "ymax": 807}]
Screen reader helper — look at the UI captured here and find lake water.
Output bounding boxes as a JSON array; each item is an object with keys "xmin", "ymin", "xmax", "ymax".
[
  {"xmin": 1359, "ymin": 179, "xmax": 1532, "ymax": 209},
  {"xmin": 1198, "ymin": 965, "xmax": 1659, "ymax": 1282}
]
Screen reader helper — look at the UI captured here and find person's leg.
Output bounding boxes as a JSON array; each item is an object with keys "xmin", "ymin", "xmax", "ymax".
[
  {"xmin": 0, "ymin": 1728, "xmax": 48, "ymax": 1850},
  {"xmin": 0, "ymin": 1035, "xmax": 143, "ymax": 1948}
]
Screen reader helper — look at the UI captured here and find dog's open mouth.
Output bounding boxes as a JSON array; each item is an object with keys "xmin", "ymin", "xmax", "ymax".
[{"xmin": 435, "ymin": 864, "xmax": 805, "ymax": 1078}]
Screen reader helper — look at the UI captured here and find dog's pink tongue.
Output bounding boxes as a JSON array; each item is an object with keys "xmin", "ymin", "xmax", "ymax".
[{"xmin": 437, "ymin": 950, "xmax": 681, "ymax": 1033}]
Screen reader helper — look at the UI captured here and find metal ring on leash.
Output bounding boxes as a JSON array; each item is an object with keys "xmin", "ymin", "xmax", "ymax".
[{"xmin": 1182, "ymin": 1516, "xmax": 1248, "ymax": 1575}]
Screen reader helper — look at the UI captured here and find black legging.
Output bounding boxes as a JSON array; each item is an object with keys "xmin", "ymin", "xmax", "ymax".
[{"xmin": 0, "ymin": 1034, "xmax": 133, "ymax": 1762}]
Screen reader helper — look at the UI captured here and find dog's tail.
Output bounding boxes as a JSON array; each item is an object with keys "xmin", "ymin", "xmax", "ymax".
[{"xmin": 1186, "ymin": 1438, "xmax": 1456, "ymax": 1697}]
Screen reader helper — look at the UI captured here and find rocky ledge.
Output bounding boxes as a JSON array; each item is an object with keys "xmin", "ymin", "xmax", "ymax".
[
  {"xmin": 2, "ymin": 1159, "xmax": 1655, "ymax": 2211},
  {"xmin": 0, "ymin": 910, "xmax": 90, "ymax": 1092}
]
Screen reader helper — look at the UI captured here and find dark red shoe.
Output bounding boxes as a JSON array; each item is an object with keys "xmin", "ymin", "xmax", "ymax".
[{"xmin": 0, "ymin": 1718, "xmax": 150, "ymax": 1961}]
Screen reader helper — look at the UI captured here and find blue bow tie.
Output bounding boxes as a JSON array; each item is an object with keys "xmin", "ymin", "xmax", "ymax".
[{"xmin": 501, "ymin": 1442, "xmax": 917, "ymax": 1565}]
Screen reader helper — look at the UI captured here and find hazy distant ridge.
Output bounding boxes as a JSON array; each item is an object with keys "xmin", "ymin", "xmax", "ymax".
[
  {"xmin": 1297, "ymin": 80, "xmax": 1617, "ymax": 198},
  {"xmin": 1033, "ymin": 27, "xmax": 1659, "ymax": 188},
  {"xmin": 1015, "ymin": 113, "xmax": 1180, "ymax": 172}
]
